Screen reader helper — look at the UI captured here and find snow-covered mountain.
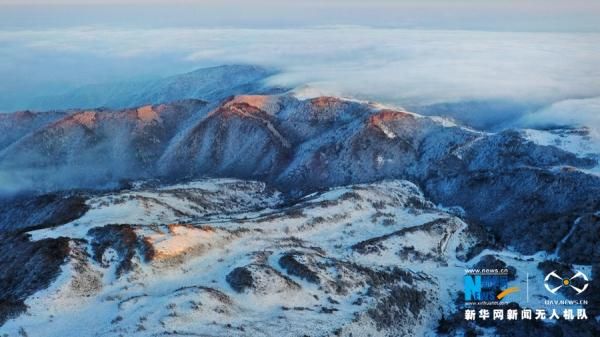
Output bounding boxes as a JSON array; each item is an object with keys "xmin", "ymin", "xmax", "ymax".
[
  {"xmin": 23, "ymin": 65, "xmax": 281, "ymax": 111},
  {"xmin": 0, "ymin": 71, "xmax": 599, "ymax": 336},
  {"xmin": 2, "ymin": 177, "xmax": 597, "ymax": 336},
  {"xmin": 2, "ymin": 94, "xmax": 597, "ymax": 262},
  {"xmin": 0, "ymin": 99, "xmax": 207, "ymax": 193},
  {"xmin": 0, "ymin": 110, "xmax": 69, "ymax": 150},
  {"xmin": 1, "ymin": 178, "xmax": 476, "ymax": 336}
]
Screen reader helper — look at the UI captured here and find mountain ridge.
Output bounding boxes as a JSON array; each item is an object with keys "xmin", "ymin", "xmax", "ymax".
[
  {"xmin": 1, "ymin": 93, "xmax": 598, "ymax": 262},
  {"xmin": 13, "ymin": 64, "xmax": 282, "ymax": 112},
  {"xmin": 0, "ymin": 87, "xmax": 599, "ymax": 336}
]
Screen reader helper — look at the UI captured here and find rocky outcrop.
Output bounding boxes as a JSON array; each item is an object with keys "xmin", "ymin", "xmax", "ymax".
[
  {"xmin": 88, "ymin": 225, "xmax": 152, "ymax": 277},
  {"xmin": 226, "ymin": 263, "xmax": 300, "ymax": 294},
  {"xmin": 278, "ymin": 252, "xmax": 321, "ymax": 284}
]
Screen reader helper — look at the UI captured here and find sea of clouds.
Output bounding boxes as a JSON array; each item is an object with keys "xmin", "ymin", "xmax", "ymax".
[{"xmin": 0, "ymin": 26, "xmax": 599, "ymax": 130}]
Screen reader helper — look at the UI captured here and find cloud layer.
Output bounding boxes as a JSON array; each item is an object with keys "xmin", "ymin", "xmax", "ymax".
[
  {"xmin": 515, "ymin": 97, "xmax": 600, "ymax": 130},
  {"xmin": 1, "ymin": 27, "xmax": 599, "ymax": 129}
]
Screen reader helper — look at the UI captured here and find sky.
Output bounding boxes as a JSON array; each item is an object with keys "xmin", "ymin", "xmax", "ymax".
[
  {"xmin": 0, "ymin": 0, "xmax": 599, "ymax": 31},
  {"xmin": 0, "ymin": 1, "xmax": 599, "ymax": 130}
]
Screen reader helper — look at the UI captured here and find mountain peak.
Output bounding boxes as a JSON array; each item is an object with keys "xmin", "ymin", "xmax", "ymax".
[
  {"xmin": 69, "ymin": 110, "xmax": 98, "ymax": 128},
  {"xmin": 224, "ymin": 95, "xmax": 281, "ymax": 115},
  {"xmin": 136, "ymin": 105, "xmax": 161, "ymax": 123},
  {"xmin": 369, "ymin": 109, "xmax": 414, "ymax": 124}
]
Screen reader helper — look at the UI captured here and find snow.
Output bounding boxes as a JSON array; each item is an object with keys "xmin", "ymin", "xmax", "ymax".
[
  {"xmin": 30, "ymin": 178, "xmax": 284, "ymax": 241},
  {"xmin": 523, "ymin": 128, "xmax": 600, "ymax": 173},
  {"xmin": 5, "ymin": 178, "xmax": 594, "ymax": 336},
  {"xmin": 5, "ymin": 178, "xmax": 459, "ymax": 336}
]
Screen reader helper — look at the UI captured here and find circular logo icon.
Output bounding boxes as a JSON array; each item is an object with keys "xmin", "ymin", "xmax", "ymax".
[{"xmin": 544, "ymin": 270, "xmax": 589, "ymax": 295}]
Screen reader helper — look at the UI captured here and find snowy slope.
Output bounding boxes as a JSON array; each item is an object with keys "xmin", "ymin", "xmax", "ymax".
[
  {"xmin": 522, "ymin": 127, "xmax": 600, "ymax": 174},
  {"xmin": 2, "ymin": 178, "xmax": 479, "ymax": 337}
]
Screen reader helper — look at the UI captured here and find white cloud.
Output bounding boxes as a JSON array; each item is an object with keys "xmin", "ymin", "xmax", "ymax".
[
  {"xmin": 1, "ymin": 27, "xmax": 599, "ymax": 129},
  {"xmin": 516, "ymin": 97, "xmax": 600, "ymax": 129}
]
